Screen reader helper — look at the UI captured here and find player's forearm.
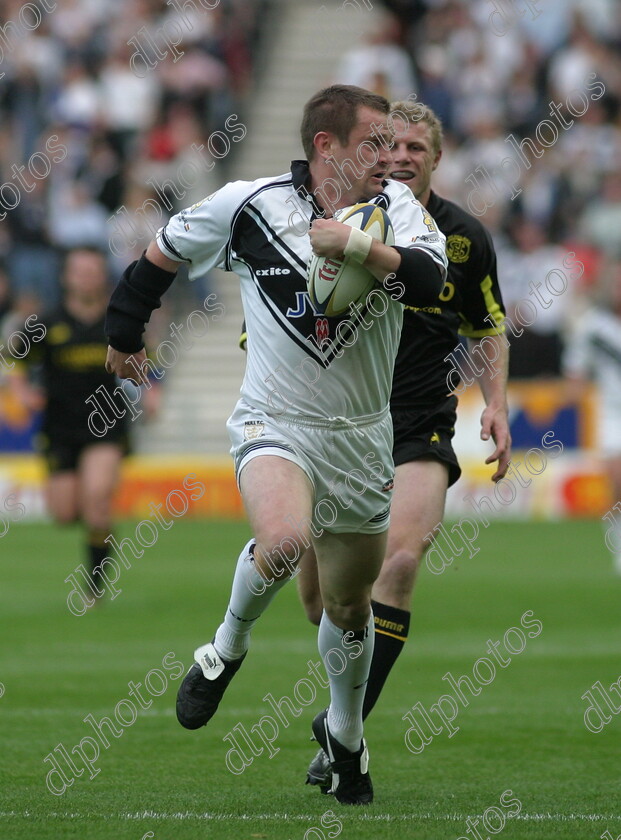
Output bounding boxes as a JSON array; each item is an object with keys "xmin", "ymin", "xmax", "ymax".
[
  {"xmin": 363, "ymin": 239, "xmax": 401, "ymax": 279},
  {"xmin": 365, "ymin": 242, "xmax": 445, "ymax": 308},
  {"xmin": 310, "ymin": 219, "xmax": 445, "ymax": 308},
  {"xmin": 468, "ymin": 334, "xmax": 509, "ymax": 410},
  {"xmin": 105, "ymin": 243, "xmax": 179, "ymax": 353}
]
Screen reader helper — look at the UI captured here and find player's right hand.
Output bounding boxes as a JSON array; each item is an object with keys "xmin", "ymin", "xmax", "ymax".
[
  {"xmin": 309, "ymin": 218, "xmax": 349, "ymax": 258},
  {"xmin": 105, "ymin": 346, "xmax": 148, "ymax": 384}
]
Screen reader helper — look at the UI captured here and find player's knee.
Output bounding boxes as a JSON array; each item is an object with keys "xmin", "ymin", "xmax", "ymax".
[
  {"xmin": 81, "ymin": 494, "xmax": 113, "ymax": 530},
  {"xmin": 380, "ymin": 545, "xmax": 423, "ymax": 593},
  {"xmin": 255, "ymin": 534, "xmax": 302, "ymax": 580},
  {"xmin": 323, "ymin": 596, "xmax": 371, "ymax": 631}
]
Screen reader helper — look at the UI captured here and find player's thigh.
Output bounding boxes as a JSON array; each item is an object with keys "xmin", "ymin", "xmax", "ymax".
[
  {"xmin": 45, "ymin": 472, "xmax": 80, "ymax": 523},
  {"xmin": 78, "ymin": 443, "xmax": 124, "ymax": 522},
  {"xmin": 314, "ymin": 529, "xmax": 386, "ymax": 615},
  {"xmin": 239, "ymin": 454, "xmax": 314, "ymax": 565},
  {"xmin": 297, "ymin": 545, "xmax": 323, "ymax": 625},
  {"xmin": 385, "ymin": 459, "xmax": 449, "ymax": 561}
]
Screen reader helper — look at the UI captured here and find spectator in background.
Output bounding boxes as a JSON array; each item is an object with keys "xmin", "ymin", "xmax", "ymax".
[
  {"xmin": 48, "ymin": 182, "xmax": 110, "ymax": 252},
  {"xmin": 52, "ymin": 60, "xmax": 101, "ymax": 132},
  {"xmin": 547, "ymin": 12, "xmax": 603, "ymax": 102},
  {"xmin": 564, "ymin": 259, "xmax": 621, "ymax": 573},
  {"xmin": 99, "ymin": 47, "xmax": 159, "ymax": 160},
  {"xmin": 0, "ymin": 263, "xmax": 13, "ymax": 326},
  {"xmin": 579, "ymin": 170, "xmax": 621, "ymax": 260},
  {"xmin": 5, "ymin": 178, "xmax": 60, "ymax": 312},
  {"xmin": 335, "ymin": 12, "xmax": 417, "ymax": 100},
  {"xmin": 416, "ymin": 45, "xmax": 454, "ymax": 133},
  {"xmin": 497, "ymin": 217, "xmax": 574, "ymax": 378}
]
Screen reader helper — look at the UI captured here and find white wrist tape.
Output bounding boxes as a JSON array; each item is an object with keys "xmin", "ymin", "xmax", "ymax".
[{"xmin": 343, "ymin": 227, "xmax": 373, "ymax": 263}]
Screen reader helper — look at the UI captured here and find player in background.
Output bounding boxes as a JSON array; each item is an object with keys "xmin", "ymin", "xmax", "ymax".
[
  {"xmin": 563, "ymin": 261, "xmax": 621, "ymax": 573},
  {"xmin": 10, "ymin": 248, "xmax": 157, "ymax": 600},
  {"xmin": 104, "ymin": 85, "xmax": 448, "ymax": 805},
  {"xmin": 300, "ymin": 102, "xmax": 511, "ymax": 792}
]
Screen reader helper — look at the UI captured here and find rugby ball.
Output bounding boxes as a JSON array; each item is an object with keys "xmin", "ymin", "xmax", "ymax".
[{"xmin": 307, "ymin": 203, "xmax": 394, "ymax": 317}]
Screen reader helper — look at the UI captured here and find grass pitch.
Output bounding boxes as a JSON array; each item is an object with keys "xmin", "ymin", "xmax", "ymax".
[{"xmin": 1, "ymin": 518, "xmax": 620, "ymax": 840}]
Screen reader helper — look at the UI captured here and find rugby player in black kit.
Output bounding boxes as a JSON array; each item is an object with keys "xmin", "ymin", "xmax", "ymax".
[
  {"xmin": 12, "ymin": 248, "xmax": 136, "ymax": 602},
  {"xmin": 300, "ymin": 102, "xmax": 512, "ymax": 792}
]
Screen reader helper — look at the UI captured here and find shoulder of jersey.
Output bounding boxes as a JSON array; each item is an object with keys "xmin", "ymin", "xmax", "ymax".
[
  {"xmin": 380, "ymin": 178, "xmax": 422, "ymax": 205},
  {"xmin": 231, "ymin": 171, "xmax": 294, "ymax": 193},
  {"xmin": 181, "ymin": 171, "xmax": 294, "ymax": 216},
  {"xmin": 433, "ymin": 193, "xmax": 492, "ymax": 240}
]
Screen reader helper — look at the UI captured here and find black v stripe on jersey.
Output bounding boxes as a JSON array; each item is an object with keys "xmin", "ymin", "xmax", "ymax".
[
  {"xmin": 245, "ymin": 203, "xmax": 307, "ymax": 272},
  {"xmin": 231, "ymin": 200, "xmax": 370, "ymax": 367},
  {"xmin": 225, "ymin": 176, "xmax": 294, "ymax": 273}
]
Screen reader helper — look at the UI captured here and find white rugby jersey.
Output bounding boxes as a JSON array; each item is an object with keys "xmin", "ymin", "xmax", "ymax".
[
  {"xmin": 157, "ymin": 161, "xmax": 447, "ymax": 420},
  {"xmin": 564, "ymin": 307, "xmax": 621, "ymax": 412}
]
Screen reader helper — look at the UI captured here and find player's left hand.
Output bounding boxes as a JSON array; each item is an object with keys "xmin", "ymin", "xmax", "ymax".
[
  {"xmin": 480, "ymin": 403, "xmax": 511, "ymax": 482},
  {"xmin": 309, "ymin": 219, "xmax": 349, "ymax": 258},
  {"xmin": 105, "ymin": 346, "xmax": 148, "ymax": 384}
]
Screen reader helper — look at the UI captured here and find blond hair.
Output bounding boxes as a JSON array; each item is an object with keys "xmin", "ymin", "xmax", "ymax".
[{"xmin": 390, "ymin": 100, "xmax": 443, "ymax": 155}]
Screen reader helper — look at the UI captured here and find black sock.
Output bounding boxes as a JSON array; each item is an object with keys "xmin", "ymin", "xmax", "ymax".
[
  {"xmin": 87, "ymin": 528, "xmax": 108, "ymax": 597},
  {"xmin": 362, "ymin": 599, "xmax": 411, "ymax": 720}
]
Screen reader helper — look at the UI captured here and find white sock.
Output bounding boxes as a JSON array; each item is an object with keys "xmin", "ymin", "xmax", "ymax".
[
  {"xmin": 213, "ymin": 539, "xmax": 290, "ymax": 661},
  {"xmin": 319, "ymin": 609, "xmax": 374, "ymax": 752}
]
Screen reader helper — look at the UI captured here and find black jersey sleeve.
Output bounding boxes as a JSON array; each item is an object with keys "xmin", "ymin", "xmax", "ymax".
[{"xmin": 449, "ymin": 225, "xmax": 505, "ymax": 338}]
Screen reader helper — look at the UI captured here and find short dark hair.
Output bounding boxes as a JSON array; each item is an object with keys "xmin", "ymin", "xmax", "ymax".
[
  {"xmin": 300, "ymin": 85, "xmax": 390, "ymax": 161},
  {"xmin": 61, "ymin": 245, "xmax": 110, "ymax": 279}
]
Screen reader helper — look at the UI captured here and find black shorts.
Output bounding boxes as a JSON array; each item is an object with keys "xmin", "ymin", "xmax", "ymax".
[
  {"xmin": 38, "ymin": 426, "xmax": 130, "ymax": 474},
  {"xmin": 391, "ymin": 395, "xmax": 461, "ymax": 488}
]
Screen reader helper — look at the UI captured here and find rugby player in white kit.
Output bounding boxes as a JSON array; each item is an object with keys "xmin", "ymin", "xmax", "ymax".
[{"xmin": 104, "ymin": 85, "xmax": 447, "ymax": 804}]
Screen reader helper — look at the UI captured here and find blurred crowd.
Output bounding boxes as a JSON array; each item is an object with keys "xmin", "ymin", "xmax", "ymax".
[
  {"xmin": 339, "ymin": 0, "xmax": 621, "ymax": 378},
  {"xmin": 1, "ymin": 0, "xmax": 620, "ymax": 381},
  {"xmin": 0, "ymin": 0, "xmax": 270, "ymax": 322}
]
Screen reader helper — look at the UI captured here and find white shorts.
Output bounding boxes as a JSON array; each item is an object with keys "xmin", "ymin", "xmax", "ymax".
[{"xmin": 226, "ymin": 398, "xmax": 394, "ymax": 534}]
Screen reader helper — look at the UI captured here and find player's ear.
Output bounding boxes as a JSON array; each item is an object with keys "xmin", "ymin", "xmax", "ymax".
[
  {"xmin": 313, "ymin": 131, "xmax": 335, "ymax": 161},
  {"xmin": 432, "ymin": 148, "xmax": 443, "ymax": 171}
]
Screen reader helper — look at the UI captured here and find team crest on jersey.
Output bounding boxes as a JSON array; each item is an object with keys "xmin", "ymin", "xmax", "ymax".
[
  {"xmin": 315, "ymin": 317, "xmax": 330, "ymax": 346},
  {"xmin": 446, "ymin": 235, "xmax": 471, "ymax": 263},
  {"xmin": 381, "ymin": 477, "xmax": 395, "ymax": 492},
  {"xmin": 430, "ymin": 431, "xmax": 440, "ymax": 444},
  {"xmin": 243, "ymin": 421, "xmax": 265, "ymax": 440}
]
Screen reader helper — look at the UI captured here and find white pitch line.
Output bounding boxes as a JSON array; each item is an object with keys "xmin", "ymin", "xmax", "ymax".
[{"xmin": 1, "ymin": 811, "xmax": 620, "ymax": 823}]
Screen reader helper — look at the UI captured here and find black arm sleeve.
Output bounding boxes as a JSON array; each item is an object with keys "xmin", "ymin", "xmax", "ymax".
[
  {"xmin": 105, "ymin": 254, "xmax": 178, "ymax": 353},
  {"xmin": 391, "ymin": 246, "xmax": 445, "ymax": 308}
]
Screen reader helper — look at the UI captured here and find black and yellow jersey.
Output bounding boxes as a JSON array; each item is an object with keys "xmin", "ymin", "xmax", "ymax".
[
  {"xmin": 24, "ymin": 304, "xmax": 126, "ymax": 437},
  {"xmin": 390, "ymin": 190, "xmax": 505, "ymax": 409}
]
